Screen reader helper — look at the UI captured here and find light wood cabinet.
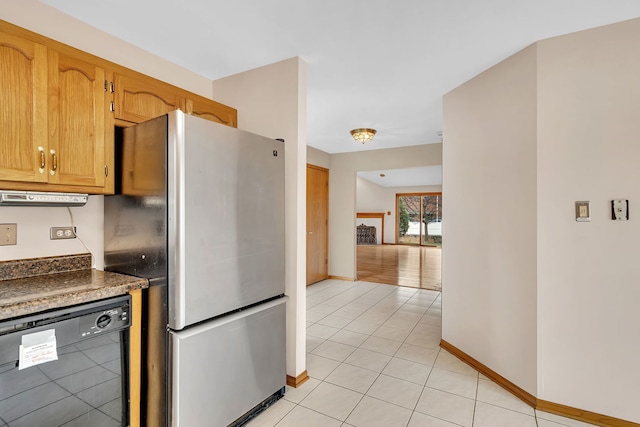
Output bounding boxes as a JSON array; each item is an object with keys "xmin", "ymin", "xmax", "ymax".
[
  {"xmin": 0, "ymin": 31, "xmax": 48, "ymax": 184},
  {"xmin": 0, "ymin": 19, "xmax": 237, "ymax": 196},
  {"xmin": 47, "ymin": 50, "xmax": 111, "ymax": 189},
  {"xmin": 185, "ymin": 94, "xmax": 237, "ymax": 127},
  {"xmin": 113, "ymin": 71, "xmax": 237, "ymax": 128},
  {"xmin": 121, "ymin": 118, "xmax": 166, "ymax": 196},
  {"xmin": 114, "ymin": 71, "xmax": 183, "ymax": 124},
  {"xmin": 0, "ymin": 24, "xmax": 113, "ymax": 193}
]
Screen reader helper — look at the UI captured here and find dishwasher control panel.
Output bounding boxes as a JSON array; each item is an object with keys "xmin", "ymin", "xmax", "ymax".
[{"xmin": 79, "ymin": 304, "xmax": 130, "ymax": 338}]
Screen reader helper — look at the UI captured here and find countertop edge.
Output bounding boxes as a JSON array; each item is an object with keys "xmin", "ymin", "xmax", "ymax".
[{"xmin": 0, "ymin": 270, "xmax": 149, "ymax": 321}]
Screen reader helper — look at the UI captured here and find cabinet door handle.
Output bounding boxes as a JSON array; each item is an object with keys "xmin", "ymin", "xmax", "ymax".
[
  {"xmin": 38, "ymin": 146, "xmax": 46, "ymax": 171},
  {"xmin": 50, "ymin": 150, "xmax": 57, "ymax": 175}
]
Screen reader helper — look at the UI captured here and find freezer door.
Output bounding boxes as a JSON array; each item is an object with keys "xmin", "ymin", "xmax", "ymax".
[
  {"xmin": 167, "ymin": 111, "xmax": 285, "ymax": 329},
  {"xmin": 169, "ymin": 297, "xmax": 287, "ymax": 427}
]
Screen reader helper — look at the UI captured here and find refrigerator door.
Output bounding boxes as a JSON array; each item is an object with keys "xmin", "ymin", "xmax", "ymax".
[
  {"xmin": 169, "ymin": 297, "xmax": 287, "ymax": 427},
  {"xmin": 167, "ymin": 111, "xmax": 285, "ymax": 329}
]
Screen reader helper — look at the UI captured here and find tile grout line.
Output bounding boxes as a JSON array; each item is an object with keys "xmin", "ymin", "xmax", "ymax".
[{"xmin": 307, "ymin": 282, "xmax": 436, "ymax": 426}]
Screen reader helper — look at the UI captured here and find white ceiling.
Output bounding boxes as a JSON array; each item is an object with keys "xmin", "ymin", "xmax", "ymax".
[
  {"xmin": 41, "ymin": 0, "xmax": 640, "ymax": 157},
  {"xmin": 358, "ymin": 166, "xmax": 442, "ymax": 187}
]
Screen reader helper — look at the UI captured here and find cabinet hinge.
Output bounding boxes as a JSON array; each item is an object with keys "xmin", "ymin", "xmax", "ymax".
[
  {"xmin": 105, "ymin": 165, "xmax": 109, "ymax": 177},
  {"xmin": 110, "ymin": 102, "xmax": 115, "ymax": 112}
]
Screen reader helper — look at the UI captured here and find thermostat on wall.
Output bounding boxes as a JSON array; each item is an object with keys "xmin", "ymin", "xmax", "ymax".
[{"xmin": 611, "ymin": 199, "xmax": 629, "ymax": 221}]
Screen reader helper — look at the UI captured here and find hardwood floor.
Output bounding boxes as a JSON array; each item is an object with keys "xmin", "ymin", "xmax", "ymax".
[{"xmin": 356, "ymin": 244, "xmax": 442, "ymax": 291}]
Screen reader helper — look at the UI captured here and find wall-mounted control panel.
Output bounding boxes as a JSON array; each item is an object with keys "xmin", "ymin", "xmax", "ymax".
[{"xmin": 612, "ymin": 199, "xmax": 629, "ymax": 221}]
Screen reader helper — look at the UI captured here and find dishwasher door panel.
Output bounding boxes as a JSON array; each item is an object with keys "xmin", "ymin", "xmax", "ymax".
[
  {"xmin": 0, "ymin": 330, "xmax": 126, "ymax": 427},
  {"xmin": 169, "ymin": 297, "xmax": 287, "ymax": 427}
]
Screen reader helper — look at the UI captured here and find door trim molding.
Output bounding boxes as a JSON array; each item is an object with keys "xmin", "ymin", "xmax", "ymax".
[{"xmin": 306, "ymin": 163, "xmax": 329, "ymax": 285}]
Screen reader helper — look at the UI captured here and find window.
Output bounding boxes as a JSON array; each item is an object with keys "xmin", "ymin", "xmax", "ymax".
[{"xmin": 396, "ymin": 193, "xmax": 442, "ymax": 246}]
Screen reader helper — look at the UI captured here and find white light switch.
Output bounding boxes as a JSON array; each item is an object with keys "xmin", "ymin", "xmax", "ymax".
[
  {"xmin": 575, "ymin": 201, "xmax": 590, "ymax": 222},
  {"xmin": 612, "ymin": 199, "xmax": 629, "ymax": 220}
]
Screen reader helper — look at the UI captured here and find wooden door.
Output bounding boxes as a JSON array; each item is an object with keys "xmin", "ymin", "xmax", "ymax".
[
  {"xmin": 48, "ymin": 50, "xmax": 108, "ymax": 188},
  {"xmin": 306, "ymin": 164, "xmax": 329, "ymax": 285},
  {"xmin": 0, "ymin": 31, "xmax": 48, "ymax": 184},
  {"xmin": 114, "ymin": 71, "xmax": 183, "ymax": 124}
]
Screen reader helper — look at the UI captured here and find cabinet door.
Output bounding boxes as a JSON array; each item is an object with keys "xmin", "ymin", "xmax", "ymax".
[
  {"xmin": 184, "ymin": 95, "xmax": 237, "ymax": 127},
  {"xmin": 114, "ymin": 72, "xmax": 183, "ymax": 123},
  {"xmin": 121, "ymin": 115, "xmax": 166, "ymax": 196},
  {"xmin": 0, "ymin": 31, "xmax": 48, "ymax": 184},
  {"xmin": 48, "ymin": 50, "xmax": 108, "ymax": 188}
]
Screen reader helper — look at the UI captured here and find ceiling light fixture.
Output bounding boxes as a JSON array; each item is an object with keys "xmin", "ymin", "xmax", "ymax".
[{"xmin": 350, "ymin": 128, "xmax": 377, "ymax": 144}]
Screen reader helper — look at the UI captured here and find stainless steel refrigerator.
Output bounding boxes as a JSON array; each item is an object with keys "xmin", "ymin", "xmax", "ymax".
[{"xmin": 104, "ymin": 110, "xmax": 286, "ymax": 427}]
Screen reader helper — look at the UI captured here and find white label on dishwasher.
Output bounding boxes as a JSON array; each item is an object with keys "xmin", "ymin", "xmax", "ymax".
[{"xmin": 19, "ymin": 329, "xmax": 58, "ymax": 370}]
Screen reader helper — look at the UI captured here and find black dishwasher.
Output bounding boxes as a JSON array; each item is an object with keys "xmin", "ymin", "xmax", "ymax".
[{"xmin": 0, "ymin": 295, "xmax": 131, "ymax": 427}]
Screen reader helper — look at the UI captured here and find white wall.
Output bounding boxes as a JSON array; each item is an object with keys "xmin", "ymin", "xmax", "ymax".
[
  {"xmin": 443, "ymin": 44, "xmax": 539, "ymax": 395},
  {"xmin": 443, "ymin": 17, "xmax": 640, "ymax": 423},
  {"xmin": 212, "ymin": 57, "xmax": 308, "ymax": 381},
  {"xmin": 356, "ymin": 176, "xmax": 441, "ymax": 244},
  {"xmin": 0, "ymin": 1, "xmax": 213, "ymax": 97},
  {"xmin": 535, "ymin": 19, "xmax": 640, "ymax": 422},
  {"xmin": 0, "ymin": 197, "xmax": 104, "ymax": 267},
  {"xmin": 330, "ymin": 144, "xmax": 442, "ymax": 279}
]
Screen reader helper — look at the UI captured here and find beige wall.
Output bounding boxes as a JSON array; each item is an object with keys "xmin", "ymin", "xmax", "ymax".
[
  {"xmin": 329, "ymin": 144, "xmax": 442, "ymax": 279},
  {"xmin": 212, "ymin": 57, "xmax": 308, "ymax": 381},
  {"xmin": 443, "ymin": 17, "xmax": 640, "ymax": 423},
  {"xmin": 443, "ymin": 43, "xmax": 539, "ymax": 395},
  {"xmin": 0, "ymin": 197, "xmax": 105, "ymax": 267},
  {"xmin": 307, "ymin": 146, "xmax": 330, "ymax": 169},
  {"xmin": 535, "ymin": 18, "xmax": 640, "ymax": 421}
]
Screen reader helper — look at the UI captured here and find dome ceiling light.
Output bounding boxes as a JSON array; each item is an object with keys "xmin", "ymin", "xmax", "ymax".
[{"xmin": 350, "ymin": 128, "xmax": 377, "ymax": 144}]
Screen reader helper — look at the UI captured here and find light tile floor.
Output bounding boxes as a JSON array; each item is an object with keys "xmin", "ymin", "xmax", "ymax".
[{"xmin": 248, "ymin": 280, "xmax": 596, "ymax": 427}]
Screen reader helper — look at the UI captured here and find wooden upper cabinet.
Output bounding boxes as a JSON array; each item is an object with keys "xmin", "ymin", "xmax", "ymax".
[
  {"xmin": 48, "ymin": 50, "xmax": 109, "ymax": 188},
  {"xmin": 184, "ymin": 94, "xmax": 237, "ymax": 127},
  {"xmin": 0, "ymin": 20, "xmax": 237, "ymax": 194},
  {"xmin": 0, "ymin": 31, "xmax": 48, "ymax": 184},
  {"xmin": 114, "ymin": 71, "xmax": 184, "ymax": 124},
  {"xmin": 114, "ymin": 69, "xmax": 238, "ymax": 128}
]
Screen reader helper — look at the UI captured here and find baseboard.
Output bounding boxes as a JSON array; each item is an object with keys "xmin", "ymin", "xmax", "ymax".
[
  {"xmin": 440, "ymin": 339, "xmax": 537, "ymax": 407},
  {"xmin": 328, "ymin": 275, "xmax": 355, "ymax": 282},
  {"xmin": 537, "ymin": 399, "xmax": 640, "ymax": 427},
  {"xmin": 286, "ymin": 370, "xmax": 309, "ymax": 388},
  {"xmin": 440, "ymin": 340, "xmax": 639, "ymax": 427}
]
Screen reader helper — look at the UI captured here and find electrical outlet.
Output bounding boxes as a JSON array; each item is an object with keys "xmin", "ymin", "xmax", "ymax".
[
  {"xmin": 0, "ymin": 223, "xmax": 17, "ymax": 246},
  {"xmin": 50, "ymin": 226, "xmax": 76, "ymax": 240}
]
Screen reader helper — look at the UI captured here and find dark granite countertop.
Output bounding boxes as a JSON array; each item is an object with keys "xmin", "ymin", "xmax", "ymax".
[{"xmin": 0, "ymin": 254, "xmax": 148, "ymax": 321}]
